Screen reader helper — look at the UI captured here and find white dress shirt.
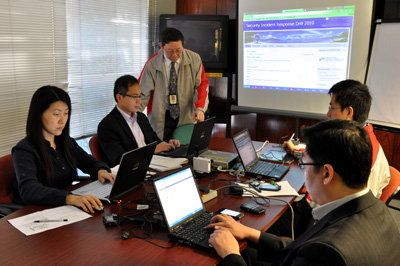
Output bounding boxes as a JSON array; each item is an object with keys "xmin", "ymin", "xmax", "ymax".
[
  {"xmin": 312, "ymin": 188, "xmax": 370, "ymax": 222},
  {"xmin": 116, "ymin": 106, "xmax": 146, "ymax": 148}
]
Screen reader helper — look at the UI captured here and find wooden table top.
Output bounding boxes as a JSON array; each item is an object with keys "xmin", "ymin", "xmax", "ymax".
[{"xmin": 0, "ymin": 137, "xmax": 304, "ymax": 265}]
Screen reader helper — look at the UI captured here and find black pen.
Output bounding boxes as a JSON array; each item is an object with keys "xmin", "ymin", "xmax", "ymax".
[{"xmin": 34, "ymin": 219, "xmax": 69, "ymax": 223}]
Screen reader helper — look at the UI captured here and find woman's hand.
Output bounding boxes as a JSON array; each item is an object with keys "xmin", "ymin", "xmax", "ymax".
[
  {"xmin": 66, "ymin": 194, "xmax": 103, "ymax": 214},
  {"xmin": 97, "ymin": 169, "xmax": 115, "ymax": 184}
]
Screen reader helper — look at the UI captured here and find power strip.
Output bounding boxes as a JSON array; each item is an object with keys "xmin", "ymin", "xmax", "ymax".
[{"xmin": 201, "ymin": 189, "xmax": 218, "ymax": 203}]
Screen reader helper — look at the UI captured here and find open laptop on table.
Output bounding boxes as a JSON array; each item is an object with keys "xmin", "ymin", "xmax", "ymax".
[
  {"xmin": 161, "ymin": 117, "xmax": 215, "ymax": 158},
  {"xmin": 72, "ymin": 141, "xmax": 157, "ymax": 203},
  {"xmin": 232, "ymin": 129, "xmax": 289, "ymax": 180},
  {"xmin": 153, "ymin": 167, "xmax": 213, "ymax": 249}
]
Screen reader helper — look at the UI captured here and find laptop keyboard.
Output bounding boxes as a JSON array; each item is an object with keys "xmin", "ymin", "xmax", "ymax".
[
  {"xmin": 249, "ymin": 161, "xmax": 290, "ymax": 180},
  {"xmin": 165, "ymin": 145, "xmax": 189, "ymax": 157},
  {"xmin": 72, "ymin": 181, "xmax": 112, "ymax": 199},
  {"xmin": 173, "ymin": 212, "xmax": 213, "ymax": 243},
  {"xmin": 250, "ymin": 161, "xmax": 276, "ymax": 174}
]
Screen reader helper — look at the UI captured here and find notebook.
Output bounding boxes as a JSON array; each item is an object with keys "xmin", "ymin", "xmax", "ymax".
[
  {"xmin": 72, "ymin": 141, "xmax": 157, "ymax": 202},
  {"xmin": 161, "ymin": 117, "xmax": 215, "ymax": 158},
  {"xmin": 153, "ymin": 167, "xmax": 213, "ymax": 249},
  {"xmin": 232, "ymin": 129, "xmax": 289, "ymax": 180}
]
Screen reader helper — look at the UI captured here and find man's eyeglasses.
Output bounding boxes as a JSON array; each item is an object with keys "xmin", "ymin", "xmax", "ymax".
[
  {"xmin": 164, "ymin": 48, "xmax": 183, "ymax": 55},
  {"xmin": 298, "ymin": 157, "xmax": 323, "ymax": 169},
  {"xmin": 328, "ymin": 105, "xmax": 341, "ymax": 111},
  {"xmin": 122, "ymin": 93, "xmax": 143, "ymax": 100}
]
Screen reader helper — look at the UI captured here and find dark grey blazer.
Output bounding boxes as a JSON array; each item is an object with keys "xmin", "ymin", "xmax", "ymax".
[
  {"xmin": 97, "ymin": 107, "xmax": 160, "ymax": 167},
  {"xmin": 220, "ymin": 192, "xmax": 400, "ymax": 266}
]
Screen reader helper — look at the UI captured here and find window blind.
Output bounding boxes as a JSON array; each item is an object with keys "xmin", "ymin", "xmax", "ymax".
[
  {"xmin": 0, "ymin": 0, "xmax": 67, "ymax": 155},
  {"xmin": 66, "ymin": 0, "xmax": 150, "ymax": 138}
]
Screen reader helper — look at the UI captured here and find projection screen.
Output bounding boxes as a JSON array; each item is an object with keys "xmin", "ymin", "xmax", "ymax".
[{"xmin": 236, "ymin": 0, "xmax": 374, "ymax": 118}]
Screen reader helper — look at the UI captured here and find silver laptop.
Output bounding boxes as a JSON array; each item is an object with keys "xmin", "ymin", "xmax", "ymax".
[{"xmin": 72, "ymin": 142, "xmax": 156, "ymax": 202}]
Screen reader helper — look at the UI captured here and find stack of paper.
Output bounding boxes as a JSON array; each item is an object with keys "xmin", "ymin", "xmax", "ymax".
[{"xmin": 149, "ymin": 155, "xmax": 188, "ymax": 172}]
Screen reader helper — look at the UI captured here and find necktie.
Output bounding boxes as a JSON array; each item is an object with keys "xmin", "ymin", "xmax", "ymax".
[{"xmin": 168, "ymin": 62, "xmax": 180, "ymax": 119}]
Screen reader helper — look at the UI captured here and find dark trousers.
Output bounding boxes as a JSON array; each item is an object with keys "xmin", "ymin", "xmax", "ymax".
[{"xmin": 163, "ymin": 110, "xmax": 179, "ymax": 141}]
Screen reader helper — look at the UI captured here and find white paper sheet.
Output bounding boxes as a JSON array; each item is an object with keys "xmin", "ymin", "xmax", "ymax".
[{"xmin": 8, "ymin": 205, "xmax": 92, "ymax": 236}]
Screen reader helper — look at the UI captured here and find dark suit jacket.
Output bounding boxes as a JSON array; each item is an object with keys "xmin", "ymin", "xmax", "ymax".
[
  {"xmin": 220, "ymin": 192, "xmax": 400, "ymax": 266},
  {"xmin": 97, "ymin": 107, "xmax": 161, "ymax": 167}
]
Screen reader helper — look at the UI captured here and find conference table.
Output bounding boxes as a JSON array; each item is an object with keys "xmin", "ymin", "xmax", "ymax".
[{"xmin": 0, "ymin": 137, "xmax": 305, "ymax": 265}]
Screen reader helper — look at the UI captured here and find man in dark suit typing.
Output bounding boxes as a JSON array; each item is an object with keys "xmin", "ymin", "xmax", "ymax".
[
  {"xmin": 208, "ymin": 120, "xmax": 399, "ymax": 265},
  {"xmin": 97, "ymin": 75, "xmax": 179, "ymax": 167}
]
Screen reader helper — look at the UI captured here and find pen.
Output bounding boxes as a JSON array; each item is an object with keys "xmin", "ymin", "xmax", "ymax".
[
  {"xmin": 34, "ymin": 219, "xmax": 68, "ymax": 223},
  {"xmin": 288, "ymin": 133, "xmax": 295, "ymax": 142}
]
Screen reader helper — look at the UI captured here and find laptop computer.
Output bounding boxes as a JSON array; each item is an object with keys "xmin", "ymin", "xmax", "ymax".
[
  {"xmin": 232, "ymin": 129, "xmax": 289, "ymax": 180},
  {"xmin": 153, "ymin": 167, "xmax": 213, "ymax": 249},
  {"xmin": 161, "ymin": 117, "xmax": 215, "ymax": 158},
  {"xmin": 72, "ymin": 141, "xmax": 157, "ymax": 202}
]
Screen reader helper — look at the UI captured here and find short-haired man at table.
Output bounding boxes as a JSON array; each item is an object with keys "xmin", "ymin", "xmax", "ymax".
[
  {"xmin": 276, "ymin": 80, "xmax": 391, "ymax": 238},
  {"xmin": 286, "ymin": 79, "xmax": 390, "ymax": 198},
  {"xmin": 208, "ymin": 120, "xmax": 399, "ymax": 265},
  {"xmin": 97, "ymin": 75, "xmax": 179, "ymax": 168}
]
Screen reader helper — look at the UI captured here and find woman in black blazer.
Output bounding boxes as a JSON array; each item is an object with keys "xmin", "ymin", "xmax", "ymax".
[{"xmin": 12, "ymin": 86, "xmax": 114, "ymax": 213}]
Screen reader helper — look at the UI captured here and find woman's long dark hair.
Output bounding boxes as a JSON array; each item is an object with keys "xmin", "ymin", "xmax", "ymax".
[{"xmin": 26, "ymin": 86, "xmax": 76, "ymax": 183}]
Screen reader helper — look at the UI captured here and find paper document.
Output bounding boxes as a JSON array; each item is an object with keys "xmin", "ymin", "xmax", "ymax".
[
  {"xmin": 149, "ymin": 155, "xmax": 188, "ymax": 172},
  {"xmin": 8, "ymin": 205, "xmax": 92, "ymax": 236},
  {"xmin": 238, "ymin": 181, "xmax": 299, "ymax": 197}
]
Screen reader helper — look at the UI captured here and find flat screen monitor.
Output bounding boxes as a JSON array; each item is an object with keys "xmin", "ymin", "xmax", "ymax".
[{"xmin": 159, "ymin": 14, "xmax": 229, "ymax": 71}]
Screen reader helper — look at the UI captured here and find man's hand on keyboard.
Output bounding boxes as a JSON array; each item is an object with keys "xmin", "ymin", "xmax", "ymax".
[
  {"xmin": 168, "ymin": 139, "xmax": 180, "ymax": 148},
  {"xmin": 155, "ymin": 141, "xmax": 175, "ymax": 153}
]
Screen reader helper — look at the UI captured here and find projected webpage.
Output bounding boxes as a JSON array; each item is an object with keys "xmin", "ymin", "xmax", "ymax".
[{"xmin": 243, "ymin": 6, "xmax": 354, "ymax": 93}]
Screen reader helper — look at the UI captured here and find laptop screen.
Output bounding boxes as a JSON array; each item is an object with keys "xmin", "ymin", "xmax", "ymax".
[
  {"xmin": 154, "ymin": 167, "xmax": 204, "ymax": 229},
  {"xmin": 232, "ymin": 130, "xmax": 258, "ymax": 168}
]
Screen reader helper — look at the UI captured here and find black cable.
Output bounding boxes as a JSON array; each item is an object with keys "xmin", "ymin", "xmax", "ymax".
[
  {"xmin": 143, "ymin": 239, "xmax": 178, "ymax": 249},
  {"xmin": 120, "ymin": 214, "xmax": 177, "ymax": 249}
]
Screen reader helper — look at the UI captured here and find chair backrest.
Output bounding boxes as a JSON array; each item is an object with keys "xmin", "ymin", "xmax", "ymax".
[
  {"xmin": 0, "ymin": 154, "xmax": 15, "ymax": 204},
  {"xmin": 89, "ymin": 135, "xmax": 102, "ymax": 161},
  {"xmin": 380, "ymin": 166, "xmax": 400, "ymax": 204},
  {"xmin": 172, "ymin": 124, "xmax": 194, "ymax": 145}
]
